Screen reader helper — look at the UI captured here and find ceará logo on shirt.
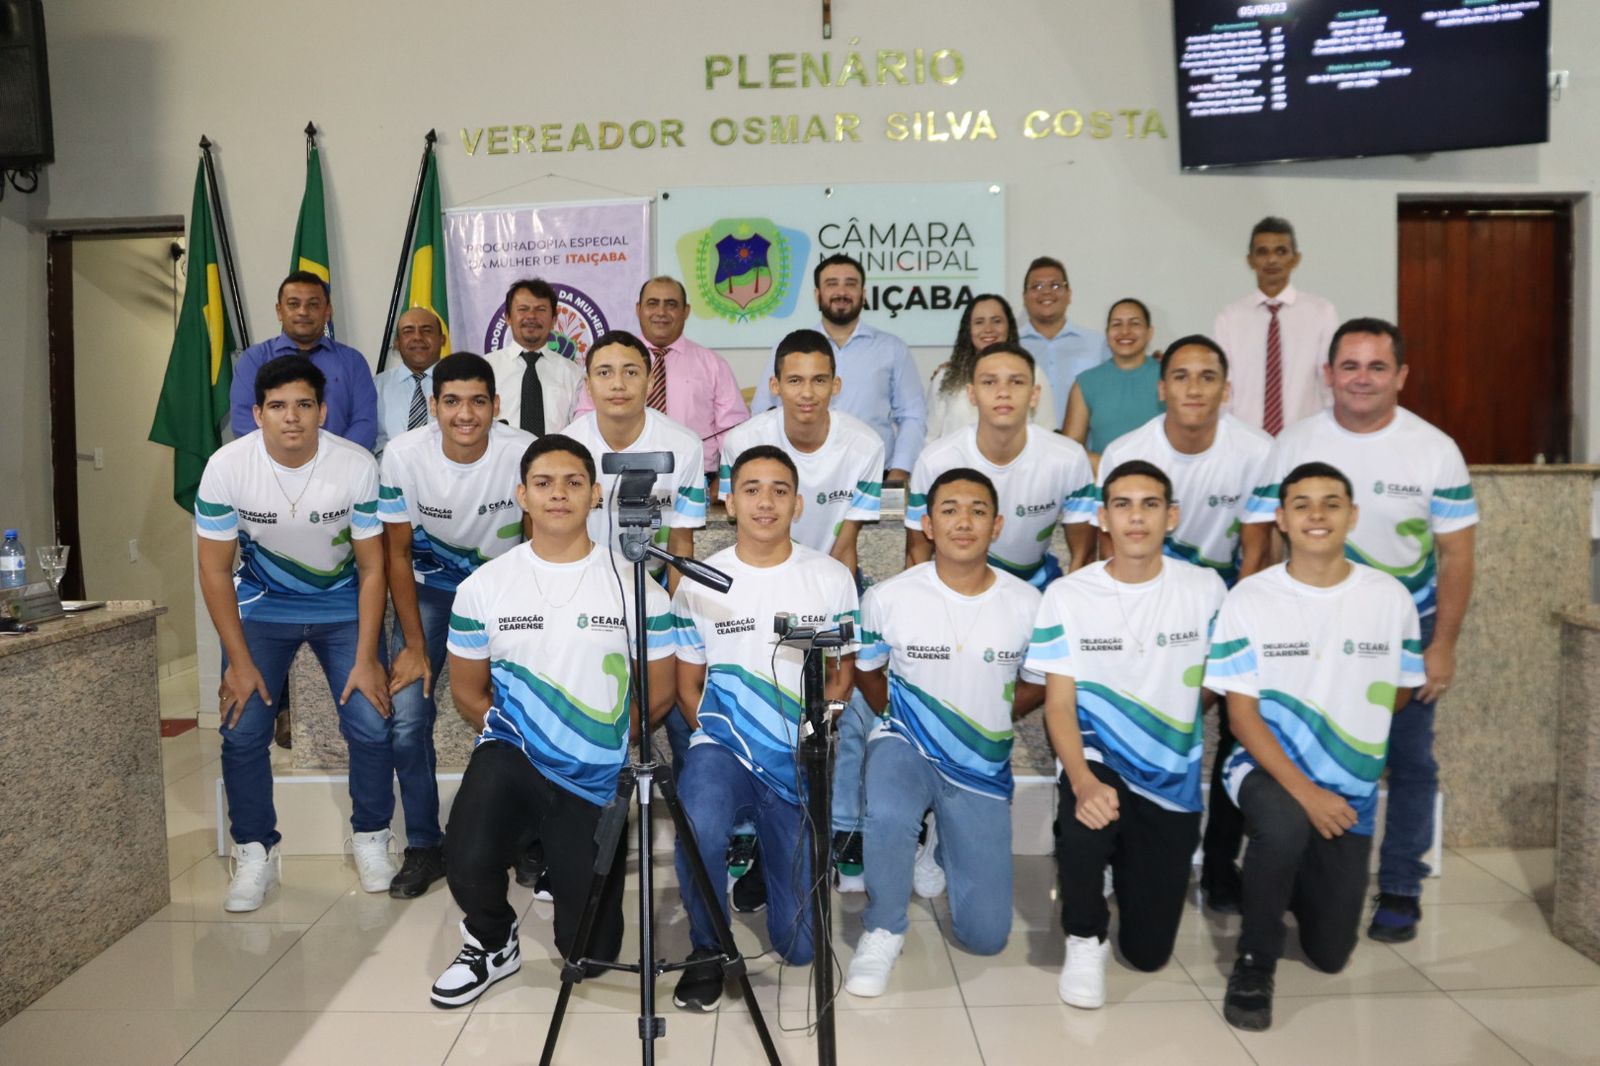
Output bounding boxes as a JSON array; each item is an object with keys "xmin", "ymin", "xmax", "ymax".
[
  {"xmin": 576, "ymin": 611, "xmax": 626, "ymax": 633},
  {"xmin": 1372, "ymin": 481, "xmax": 1424, "ymax": 499}
]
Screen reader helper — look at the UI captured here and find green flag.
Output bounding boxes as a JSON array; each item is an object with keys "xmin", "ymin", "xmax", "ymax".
[
  {"xmin": 149, "ymin": 160, "xmax": 236, "ymax": 512},
  {"xmin": 406, "ymin": 149, "xmax": 450, "ymax": 353},
  {"xmin": 290, "ymin": 143, "xmax": 331, "ymax": 287}
]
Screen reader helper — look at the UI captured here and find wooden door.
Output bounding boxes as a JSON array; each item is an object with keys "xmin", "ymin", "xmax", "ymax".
[{"xmin": 1397, "ymin": 200, "xmax": 1573, "ymax": 464}]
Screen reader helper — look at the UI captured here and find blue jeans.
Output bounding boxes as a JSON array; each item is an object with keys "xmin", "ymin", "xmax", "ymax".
[
  {"xmin": 660, "ymin": 705, "xmax": 693, "ymax": 781},
  {"xmin": 386, "ymin": 583, "xmax": 453, "ymax": 848},
  {"xmin": 221, "ymin": 619, "xmax": 393, "ymax": 848},
  {"xmin": 676, "ymin": 741, "xmax": 814, "ymax": 963},
  {"xmin": 830, "ymin": 692, "xmax": 877, "ymax": 834},
  {"xmin": 862, "ymin": 735, "xmax": 1012, "ymax": 954},
  {"xmin": 1379, "ymin": 613, "xmax": 1438, "ymax": 897}
]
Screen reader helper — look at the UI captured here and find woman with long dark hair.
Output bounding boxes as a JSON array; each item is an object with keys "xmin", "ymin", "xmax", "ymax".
[{"xmin": 924, "ymin": 294, "xmax": 1057, "ymax": 439}]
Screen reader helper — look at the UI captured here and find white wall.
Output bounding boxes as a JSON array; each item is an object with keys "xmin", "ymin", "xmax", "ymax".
[
  {"xmin": 71, "ymin": 233, "xmax": 196, "ymax": 668},
  {"xmin": 4, "ymin": 0, "xmax": 1596, "ymax": 550}
]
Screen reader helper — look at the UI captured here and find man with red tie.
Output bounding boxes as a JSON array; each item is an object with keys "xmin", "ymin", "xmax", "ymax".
[
  {"xmin": 1212, "ymin": 218, "xmax": 1339, "ymax": 436},
  {"xmin": 570, "ymin": 275, "xmax": 749, "ymax": 502}
]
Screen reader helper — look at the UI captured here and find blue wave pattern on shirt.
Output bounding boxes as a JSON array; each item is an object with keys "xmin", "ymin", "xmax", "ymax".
[
  {"xmin": 886, "ymin": 676, "xmax": 1013, "ymax": 799},
  {"xmin": 694, "ymin": 664, "xmax": 806, "ymax": 805}
]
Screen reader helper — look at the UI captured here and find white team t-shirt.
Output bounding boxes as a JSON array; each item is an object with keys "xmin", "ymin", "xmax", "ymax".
[
  {"xmin": 672, "ymin": 543, "xmax": 860, "ymax": 805},
  {"xmin": 447, "ymin": 542, "xmax": 674, "ymax": 806},
  {"xmin": 195, "ymin": 431, "xmax": 382, "ymax": 623},
  {"xmin": 1025, "ymin": 559, "xmax": 1227, "ymax": 812},
  {"xmin": 1244, "ymin": 408, "xmax": 1477, "ymax": 617},
  {"xmin": 718, "ymin": 409, "xmax": 884, "ymax": 554},
  {"xmin": 858, "ymin": 562, "xmax": 1043, "ymax": 800},
  {"xmin": 561, "ymin": 410, "xmax": 707, "ymax": 561},
  {"xmin": 1098, "ymin": 413, "xmax": 1273, "ymax": 585},
  {"xmin": 906, "ymin": 425, "xmax": 1096, "ymax": 586},
  {"xmin": 378, "ymin": 422, "xmax": 536, "ymax": 592},
  {"xmin": 1204, "ymin": 562, "xmax": 1425, "ymax": 834}
]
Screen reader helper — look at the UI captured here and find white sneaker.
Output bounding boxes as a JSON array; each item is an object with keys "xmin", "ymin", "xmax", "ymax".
[
  {"xmin": 912, "ymin": 817, "xmax": 946, "ymax": 899},
  {"xmin": 430, "ymin": 920, "xmax": 521, "ymax": 1008},
  {"xmin": 350, "ymin": 829, "xmax": 398, "ymax": 893},
  {"xmin": 1058, "ymin": 934, "xmax": 1109, "ymax": 1009},
  {"xmin": 845, "ymin": 927, "xmax": 905, "ymax": 997},
  {"xmin": 224, "ymin": 841, "xmax": 281, "ymax": 912}
]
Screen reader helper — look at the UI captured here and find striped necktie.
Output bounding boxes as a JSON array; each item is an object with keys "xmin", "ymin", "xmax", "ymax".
[
  {"xmin": 647, "ymin": 346, "xmax": 669, "ymax": 412},
  {"xmin": 1263, "ymin": 301, "xmax": 1283, "ymax": 435},
  {"xmin": 407, "ymin": 372, "xmax": 428, "ymax": 430}
]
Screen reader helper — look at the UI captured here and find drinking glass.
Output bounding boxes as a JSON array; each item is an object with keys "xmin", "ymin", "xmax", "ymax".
[{"xmin": 37, "ymin": 544, "xmax": 69, "ymax": 595}]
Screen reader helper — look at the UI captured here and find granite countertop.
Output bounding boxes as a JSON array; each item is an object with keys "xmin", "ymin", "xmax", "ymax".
[
  {"xmin": 1471, "ymin": 465, "xmax": 1600, "ymax": 475},
  {"xmin": 0, "ymin": 600, "xmax": 167, "ymax": 659},
  {"xmin": 1557, "ymin": 604, "xmax": 1600, "ymax": 631}
]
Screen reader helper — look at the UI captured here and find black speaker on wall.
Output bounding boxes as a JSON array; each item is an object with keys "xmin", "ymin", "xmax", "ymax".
[{"xmin": 0, "ymin": 0, "xmax": 52, "ymax": 169}]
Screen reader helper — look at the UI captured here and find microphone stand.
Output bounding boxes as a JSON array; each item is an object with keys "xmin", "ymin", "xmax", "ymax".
[
  {"xmin": 539, "ymin": 472, "xmax": 780, "ymax": 1066},
  {"xmin": 774, "ymin": 613, "xmax": 854, "ymax": 1066}
]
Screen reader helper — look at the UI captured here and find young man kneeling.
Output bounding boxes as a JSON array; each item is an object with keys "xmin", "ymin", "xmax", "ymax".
[
  {"xmin": 429, "ymin": 436, "xmax": 675, "ymax": 1008},
  {"xmin": 1205, "ymin": 462, "xmax": 1424, "ymax": 1031},
  {"xmin": 1027, "ymin": 460, "xmax": 1226, "ymax": 1008},
  {"xmin": 845, "ymin": 468, "xmax": 1044, "ymax": 997},
  {"xmin": 670, "ymin": 445, "xmax": 859, "ymax": 1012}
]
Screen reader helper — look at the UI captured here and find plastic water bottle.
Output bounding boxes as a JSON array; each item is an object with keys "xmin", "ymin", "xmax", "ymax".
[{"xmin": 0, "ymin": 530, "xmax": 25, "ymax": 589}]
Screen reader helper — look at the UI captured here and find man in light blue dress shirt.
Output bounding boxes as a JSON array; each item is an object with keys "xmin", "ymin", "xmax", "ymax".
[
  {"xmin": 1016, "ymin": 256, "xmax": 1111, "ymax": 429},
  {"xmin": 750, "ymin": 254, "xmax": 925, "ymax": 481},
  {"xmin": 374, "ymin": 308, "xmax": 447, "ymax": 455},
  {"xmin": 229, "ymin": 271, "xmax": 379, "ymax": 450}
]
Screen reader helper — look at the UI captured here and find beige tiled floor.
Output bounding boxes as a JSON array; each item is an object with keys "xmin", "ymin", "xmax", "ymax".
[{"xmin": 2, "ymin": 729, "xmax": 1597, "ymax": 1065}]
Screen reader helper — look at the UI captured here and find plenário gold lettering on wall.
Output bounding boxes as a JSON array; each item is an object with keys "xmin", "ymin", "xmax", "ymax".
[{"xmin": 458, "ymin": 41, "xmax": 1164, "ymax": 155}]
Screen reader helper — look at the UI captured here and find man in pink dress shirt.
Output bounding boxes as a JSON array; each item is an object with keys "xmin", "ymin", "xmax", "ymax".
[{"xmin": 571, "ymin": 275, "xmax": 749, "ymax": 501}]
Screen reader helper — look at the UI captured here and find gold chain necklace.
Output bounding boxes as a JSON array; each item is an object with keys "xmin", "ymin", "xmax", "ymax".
[
  {"xmin": 528, "ymin": 548, "xmax": 587, "ymax": 609},
  {"xmin": 268, "ymin": 446, "xmax": 321, "ymax": 519},
  {"xmin": 1108, "ymin": 562, "xmax": 1168, "ymax": 656},
  {"xmin": 932, "ymin": 564, "xmax": 995, "ymax": 653}
]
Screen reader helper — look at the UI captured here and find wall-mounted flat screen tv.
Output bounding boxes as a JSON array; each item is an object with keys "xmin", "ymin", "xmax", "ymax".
[{"xmin": 1172, "ymin": 1, "xmax": 1550, "ymax": 168}]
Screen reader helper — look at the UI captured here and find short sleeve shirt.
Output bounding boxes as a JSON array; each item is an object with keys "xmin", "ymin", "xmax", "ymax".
[
  {"xmin": 858, "ymin": 562, "xmax": 1043, "ymax": 800},
  {"xmin": 1203, "ymin": 563, "xmax": 1426, "ymax": 834},
  {"xmin": 1244, "ymin": 408, "xmax": 1477, "ymax": 617},
  {"xmin": 1026, "ymin": 559, "xmax": 1227, "ymax": 811},
  {"xmin": 195, "ymin": 431, "xmax": 382, "ymax": 623},
  {"xmin": 1098, "ymin": 414, "xmax": 1274, "ymax": 586},
  {"xmin": 718, "ymin": 409, "xmax": 884, "ymax": 554},
  {"xmin": 378, "ymin": 422, "xmax": 536, "ymax": 592},
  {"xmin": 447, "ymin": 543, "xmax": 674, "ymax": 806},
  {"xmin": 906, "ymin": 425, "xmax": 1096, "ymax": 586},
  {"xmin": 672, "ymin": 544, "xmax": 859, "ymax": 805}
]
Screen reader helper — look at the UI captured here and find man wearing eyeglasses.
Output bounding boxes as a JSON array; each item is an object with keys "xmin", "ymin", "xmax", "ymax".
[{"xmin": 1017, "ymin": 257, "xmax": 1112, "ymax": 429}]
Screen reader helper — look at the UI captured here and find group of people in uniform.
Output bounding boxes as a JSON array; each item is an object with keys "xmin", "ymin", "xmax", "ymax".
[{"xmin": 194, "ymin": 215, "xmax": 1476, "ymax": 1034}]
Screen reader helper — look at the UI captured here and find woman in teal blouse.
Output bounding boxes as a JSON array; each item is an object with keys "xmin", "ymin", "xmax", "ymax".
[{"xmin": 1062, "ymin": 298, "xmax": 1164, "ymax": 462}]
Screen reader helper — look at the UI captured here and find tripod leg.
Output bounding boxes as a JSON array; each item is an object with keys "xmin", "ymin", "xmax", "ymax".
[
  {"xmin": 538, "ymin": 767, "xmax": 636, "ymax": 1066},
  {"xmin": 657, "ymin": 769, "xmax": 783, "ymax": 1066}
]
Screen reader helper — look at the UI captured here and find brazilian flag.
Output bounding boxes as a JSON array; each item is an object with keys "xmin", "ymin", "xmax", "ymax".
[
  {"xmin": 405, "ymin": 149, "xmax": 450, "ymax": 352},
  {"xmin": 290, "ymin": 143, "xmax": 333, "ymax": 338},
  {"xmin": 150, "ymin": 160, "xmax": 236, "ymax": 512}
]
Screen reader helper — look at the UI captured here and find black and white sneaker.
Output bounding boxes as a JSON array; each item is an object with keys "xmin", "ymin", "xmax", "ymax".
[
  {"xmin": 532, "ymin": 869, "xmax": 554, "ymax": 903},
  {"xmin": 430, "ymin": 920, "xmax": 521, "ymax": 1008},
  {"xmin": 672, "ymin": 947, "xmax": 725, "ymax": 1012}
]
